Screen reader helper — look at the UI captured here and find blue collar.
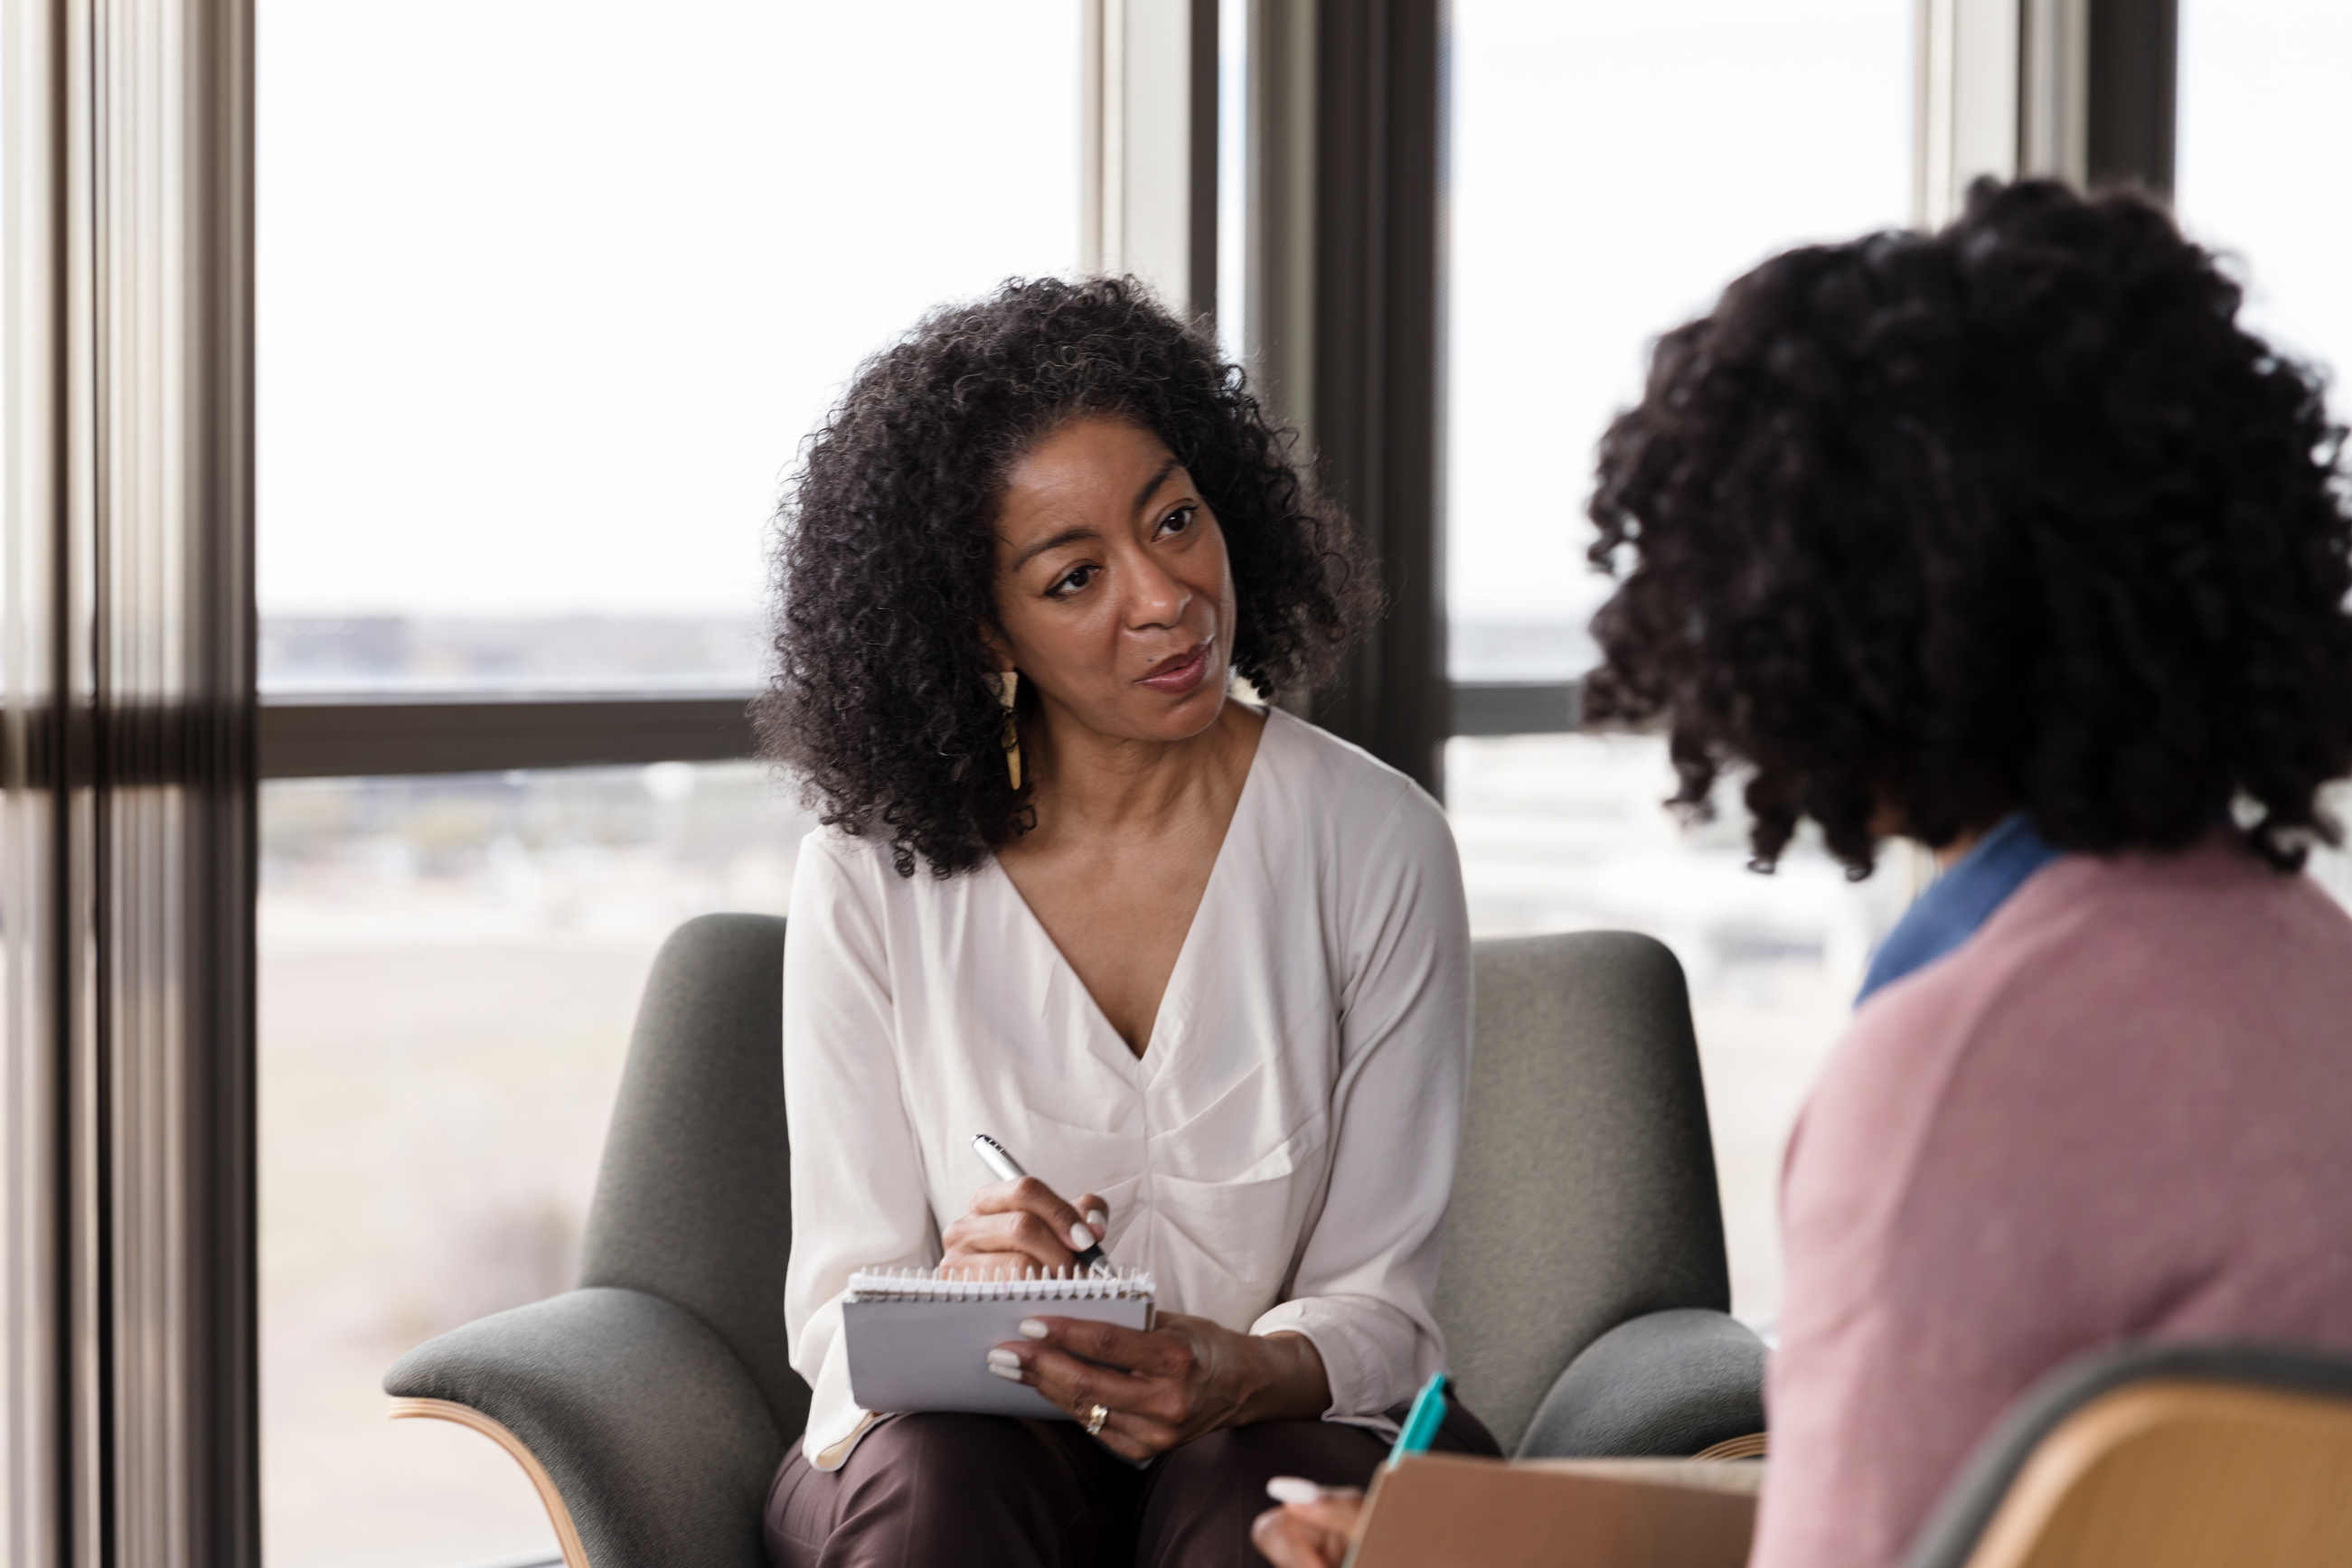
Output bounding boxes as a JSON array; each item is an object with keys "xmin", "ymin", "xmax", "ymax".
[{"xmin": 1855, "ymin": 812, "xmax": 2064, "ymax": 1005}]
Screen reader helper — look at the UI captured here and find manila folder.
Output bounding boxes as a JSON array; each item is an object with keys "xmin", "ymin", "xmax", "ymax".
[{"xmin": 1346, "ymin": 1454, "xmax": 1761, "ymax": 1568}]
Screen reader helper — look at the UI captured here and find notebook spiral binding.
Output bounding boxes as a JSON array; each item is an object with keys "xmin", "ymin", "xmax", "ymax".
[{"xmin": 846, "ymin": 1264, "xmax": 1158, "ymax": 1302}]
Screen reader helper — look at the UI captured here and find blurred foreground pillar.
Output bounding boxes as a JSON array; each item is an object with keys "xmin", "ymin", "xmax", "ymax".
[{"xmin": 2, "ymin": 1, "xmax": 259, "ymax": 1563}]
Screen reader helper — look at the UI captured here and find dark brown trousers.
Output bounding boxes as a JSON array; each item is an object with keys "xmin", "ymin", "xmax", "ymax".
[{"xmin": 765, "ymin": 1403, "xmax": 1499, "ymax": 1568}]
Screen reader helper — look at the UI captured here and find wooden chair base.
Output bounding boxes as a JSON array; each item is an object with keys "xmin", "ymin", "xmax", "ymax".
[
  {"xmin": 389, "ymin": 1397, "xmax": 590, "ymax": 1568},
  {"xmin": 1692, "ymin": 1432, "xmax": 1769, "ymax": 1461}
]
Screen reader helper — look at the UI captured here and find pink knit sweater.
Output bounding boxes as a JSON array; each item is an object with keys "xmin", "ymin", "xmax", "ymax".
[{"xmin": 1749, "ymin": 840, "xmax": 2352, "ymax": 1568}]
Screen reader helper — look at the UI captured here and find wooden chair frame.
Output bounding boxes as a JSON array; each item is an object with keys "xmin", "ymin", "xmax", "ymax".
[{"xmin": 1956, "ymin": 1374, "xmax": 2352, "ymax": 1568}]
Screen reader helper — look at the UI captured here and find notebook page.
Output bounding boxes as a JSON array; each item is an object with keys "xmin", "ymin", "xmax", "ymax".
[{"xmin": 843, "ymin": 1267, "xmax": 1158, "ymax": 1419}]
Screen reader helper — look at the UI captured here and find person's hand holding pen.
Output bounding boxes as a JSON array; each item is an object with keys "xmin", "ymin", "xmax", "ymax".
[
  {"xmin": 938, "ymin": 1175, "xmax": 1110, "ymax": 1277},
  {"xmin": 944, "ymin": 1132, "xmax": 1111, "ymax": 1275},
  {"xmin": 1250, "ymin": 1374, "xmax": 1444, "ymax": 1563},
  {"xmin": 959, "ymin": 1133, "xmax": 1331, "ymax": 1461},
  {"xmin": 1249, "ymin": 1480, "xmax": 1363, "ymax": 1568}
]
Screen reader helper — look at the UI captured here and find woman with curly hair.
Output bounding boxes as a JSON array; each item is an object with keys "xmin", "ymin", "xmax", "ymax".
[
  {"xmin": 1256, "ymin": 181, "xmax": 2352, "ymax": 1568},
  {"xmin": 759, "ymin": 277, "xmax": 1495, "ymax": 1567}
]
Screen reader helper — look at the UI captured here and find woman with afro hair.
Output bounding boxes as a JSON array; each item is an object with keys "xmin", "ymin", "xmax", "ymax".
[
  {"xmin": 759, "ymin": 277, "xmax": 1497, "ymax": 1567},
  {"xmin": 1256, "ymin": 182, "xmax": 2352, "ymax": 1568}
]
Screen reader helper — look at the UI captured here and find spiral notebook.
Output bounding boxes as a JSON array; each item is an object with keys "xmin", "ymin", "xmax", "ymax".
[{"xmin": 842, "ymin": 1266, "xmax": 1158, "ymax": 1419}]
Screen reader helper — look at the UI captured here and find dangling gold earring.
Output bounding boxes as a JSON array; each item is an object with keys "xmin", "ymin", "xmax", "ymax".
[{"xmin": 993, "ymin": 669, "xmax": 1022, "ymax": 791}]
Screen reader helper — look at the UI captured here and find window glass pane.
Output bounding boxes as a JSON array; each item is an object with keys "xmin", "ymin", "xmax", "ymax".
[
  {"xmin": 1447, "ymin": 0, "xmax": 1913, "ymax": 679},
  {"xmin": 257, "ymin": 0, "xmax": 1081, "ymax": 691},
  {"xmin": 2176, "ymin": 5, "xmax": 2352, "ymax": 905},
  {"xmin": 1445, "ymin": 736, "xmax": 1924, "ymax": 1320},
  {"xmin": 1444, "ymin": 0, "xmax": 1915, "ymax": 1326},
  {"xmin": 2178, "ymin": 0, "xmax": 2352, "ymax": 404},
  {"xmin": 256, "ymin": 2, "xmax": 1078, "ymax": 1560},
  {"xmin": 260, "ymin": 765, "xmax": 816, "ymax": 1567}
]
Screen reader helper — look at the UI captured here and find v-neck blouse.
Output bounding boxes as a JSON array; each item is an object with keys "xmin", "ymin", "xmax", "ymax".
[{"xmin": 781, "ymin": 708, "xmax": 1472, "ymax": 1467}]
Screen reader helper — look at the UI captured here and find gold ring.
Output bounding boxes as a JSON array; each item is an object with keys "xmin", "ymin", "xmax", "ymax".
[{"xmin": 1085, "ymin": 1403, "xmax": 1110, "ymax": 1436}]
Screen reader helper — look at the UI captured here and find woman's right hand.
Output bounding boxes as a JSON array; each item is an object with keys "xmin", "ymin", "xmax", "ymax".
[
  {"xmin": 1250, "ymin": 1487, "xmax": 1363, "ymax": 1567},
  {"xmin": 940, "ymin": 1176, "xmax": 1107, "ymax": 1276}
]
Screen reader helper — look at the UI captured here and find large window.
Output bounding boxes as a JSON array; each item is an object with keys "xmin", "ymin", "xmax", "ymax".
[
  {"xmin": 1443, "ymin": 0, "xmax": 1916, "ymax": 1324},
  {"xmin": 256, "ymin": 5, "xmax": 1081, "ymax": 1564}
]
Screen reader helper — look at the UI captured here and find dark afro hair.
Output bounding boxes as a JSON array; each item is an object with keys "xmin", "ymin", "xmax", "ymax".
[
  {"xmin": 756, "ymin": 276, "xmax": 1374, "ymax": 878},
  {"xmin": 1583, "ymin": 178, "xmax": 2352, "ymax": 878}
]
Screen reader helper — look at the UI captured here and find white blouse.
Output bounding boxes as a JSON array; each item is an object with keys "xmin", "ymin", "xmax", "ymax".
[{"xmin": 780, "ymin": 707, "xmax": 1472, "ymax": 1467}]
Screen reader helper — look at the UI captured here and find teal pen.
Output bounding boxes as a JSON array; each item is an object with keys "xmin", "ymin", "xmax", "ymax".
[{"xmin": 1385, "ymin": 1372, "xmax": 1448, "ymax": 1468}]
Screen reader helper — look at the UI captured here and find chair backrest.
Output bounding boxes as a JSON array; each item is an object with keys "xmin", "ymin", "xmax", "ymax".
[
  {"xmin": 579, "ymin": 919, "xmax": 1724, "ymax": 1453},
  {"xmin": 1435, "ymin": 931, "xmax": 1730, "ymax": 1452},
  {"xmin": 579, "ymin": 912, "xmax": 811, "ymax": 1441},
  {"xmin": 1903, "ymin": 1342, "xmax": 2352, "ymax": 1568}
]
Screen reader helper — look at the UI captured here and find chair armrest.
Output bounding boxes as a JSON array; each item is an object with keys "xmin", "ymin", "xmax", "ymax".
[
  {"xmin": 1512, "ymin": 1307, "xmax": 1767, "ymax": 1460},
  {"xmin": 385, "ymin": 1285, "xmax": 786, "ymax": 1568}
]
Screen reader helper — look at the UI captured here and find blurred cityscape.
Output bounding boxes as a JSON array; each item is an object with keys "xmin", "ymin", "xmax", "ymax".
[
  {"xmin": 260, "ymin": 614, "xmax": 767, "ymax": 693},
  {"xmin": 259, "ymin": 611, "xmax": 1601, "ymax": 690},
  {"xmin": 260, "ymin": 760, "xmax": 812, "ymax": 1567}
]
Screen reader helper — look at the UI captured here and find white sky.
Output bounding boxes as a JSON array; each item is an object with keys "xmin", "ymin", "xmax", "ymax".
[
  {"xmin": 256, "ymin": 0, "xmax": 1080, "ymax": 618},
  {"xmin": 1445, "ymin": 0, "xmax": 1915, "ymax": 638},
  {"xmin": 259, "ymin": 1, "xmax": 2350, "ymax": 634},
  {"xmin": 2176, "ymin": 0, "xmax": 2352, "ymax": 398}
]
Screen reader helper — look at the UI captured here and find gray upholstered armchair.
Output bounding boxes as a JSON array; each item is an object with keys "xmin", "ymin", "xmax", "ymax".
[
  {"xmin": 386, "ymin": 915, "xmax": 803, "ymax": 1567},
  {"xmin": 1444, "ymin": 932, "xmax": 1765, "ymax": 1460},
  {"xmin": 384, "ymin": 916, "xmax": 1763, "ymax": 1566}
]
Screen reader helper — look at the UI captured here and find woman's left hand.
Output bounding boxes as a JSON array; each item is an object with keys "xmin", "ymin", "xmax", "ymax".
[{"xmin": 989, "ymin": 1311, "xmax": 1329, "ymax": 1462}]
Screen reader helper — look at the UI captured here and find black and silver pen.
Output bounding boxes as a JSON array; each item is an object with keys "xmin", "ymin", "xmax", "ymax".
[{"xmin": 972, "ymin": 1133, "xmax": 1106, "ymax": 1271}]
